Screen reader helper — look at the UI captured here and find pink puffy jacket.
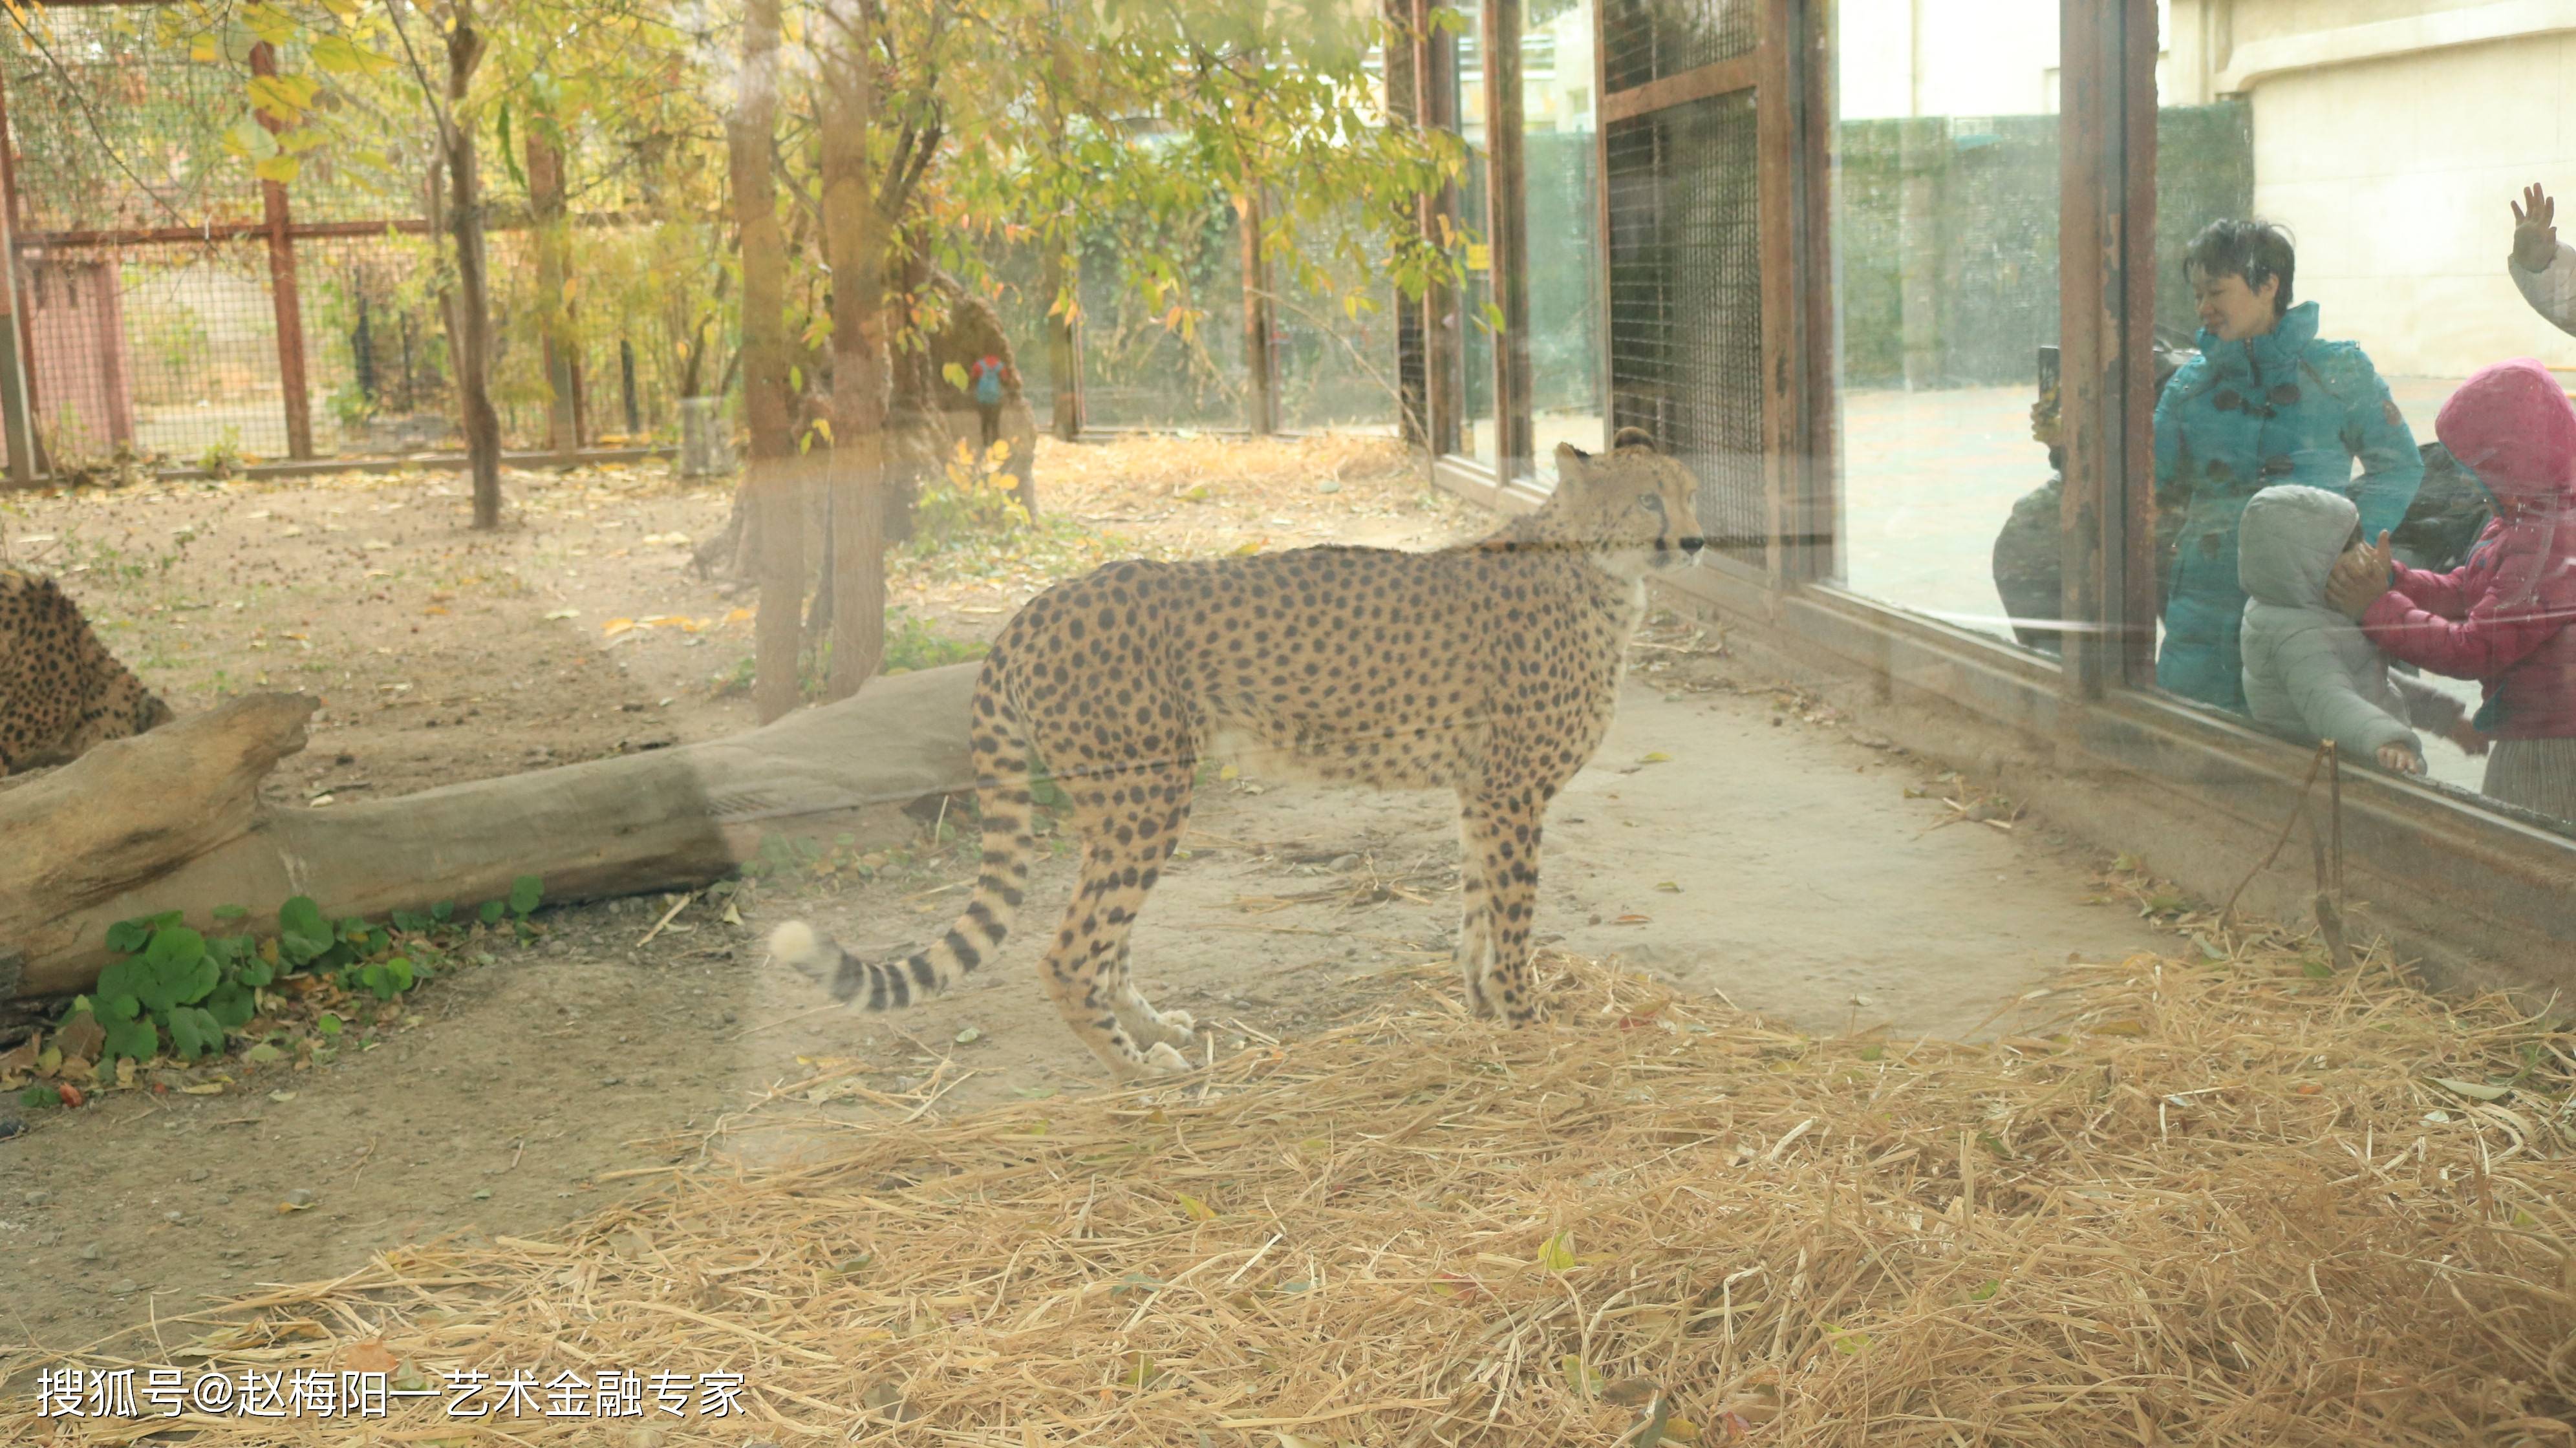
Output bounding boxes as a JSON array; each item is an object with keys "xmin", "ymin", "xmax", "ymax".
[{"xmin": 2361, "ymin": 357, "xmax": 2576, "ymax": 740}]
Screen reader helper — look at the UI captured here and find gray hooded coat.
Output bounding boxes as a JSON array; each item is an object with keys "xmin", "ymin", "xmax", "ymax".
[{"xmin": 2238, "ymin": 485, "xmax": 2421, "ymax": 759}]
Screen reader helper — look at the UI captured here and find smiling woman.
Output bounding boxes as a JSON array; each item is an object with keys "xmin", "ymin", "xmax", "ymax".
[{"xmin": 2150, "ymin": 219, "xmax": 2424, "ymax": 714}]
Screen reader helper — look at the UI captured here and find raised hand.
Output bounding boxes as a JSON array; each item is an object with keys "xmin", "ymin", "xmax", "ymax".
[
  {"xmin": 2515, "ymin": 183, "xmax": 2559, "ymax": 272},
  {"xmin": 2325, "ymin": 531, "xmax": 2396, "ymax": 621}
]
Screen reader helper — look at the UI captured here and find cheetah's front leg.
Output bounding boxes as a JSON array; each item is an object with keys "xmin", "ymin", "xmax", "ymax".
[{"xmin": 1461, "ymin": 791, "xmax": 1545, "ymax": 1025}]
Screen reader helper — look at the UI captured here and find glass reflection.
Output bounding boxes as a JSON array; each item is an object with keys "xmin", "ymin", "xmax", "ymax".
[{"xmin": 2154, "ymin": 14, "xmax": 2576, "ymax": 829}]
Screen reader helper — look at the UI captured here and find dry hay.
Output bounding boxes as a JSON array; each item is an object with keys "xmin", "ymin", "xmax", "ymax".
[{"xmin": 13, "ymin": 944, "xmax": 2576, "ymax": 1446}]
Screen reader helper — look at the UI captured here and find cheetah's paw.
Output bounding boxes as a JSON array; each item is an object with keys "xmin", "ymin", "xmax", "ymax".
[{"xmin": 1143, "ymin": 1041, "xmax": 1194, "ymax": 1075}]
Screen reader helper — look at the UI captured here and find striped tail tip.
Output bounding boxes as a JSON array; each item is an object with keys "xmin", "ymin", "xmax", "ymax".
[
  {"xmin": 769, "ymin": 919, "xmax": 864, "ymax": 1000},
  {"xmin": 769, "ymin": 918, "xmax": 947, "ymax": 1011}
]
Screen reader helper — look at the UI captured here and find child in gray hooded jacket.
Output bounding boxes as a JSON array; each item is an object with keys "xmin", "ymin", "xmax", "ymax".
[{"xmin": 2238, "ymin": 484, "xmax": 2432, "ymax": 774}]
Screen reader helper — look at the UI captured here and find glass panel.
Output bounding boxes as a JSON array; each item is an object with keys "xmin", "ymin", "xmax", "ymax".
[
  {"xmin": 1827, "ymin": 0, "xmax": 2063, "ymax": 654},
  {"xmin": 1527, "ymin": 0, "xmax": 1607, "ymax": 479},
  {"xmin": 2151, "ymin": 12, "xmax": 2576, "ymax": 835}
]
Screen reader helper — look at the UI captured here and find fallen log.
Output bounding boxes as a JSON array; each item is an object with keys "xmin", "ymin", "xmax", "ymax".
[{"xmin": 1, "ymin": 661, "xmax": 980, "ymax": 1001}]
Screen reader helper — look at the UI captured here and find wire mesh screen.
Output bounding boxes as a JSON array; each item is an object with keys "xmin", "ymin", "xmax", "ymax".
[
  {"xmin": 1606, "ymin": 90, "xmax": 1765, "ymax": 563},
  {"xmin": 2, "ymin": 15, "xmax": 254, "ymax": 237},
  {"xmin": 1600, "ymin": 0, "xmax": 1759, "ymax": 94},
  {"xmin": 294, "ymin": 231, "xmax": 457, "ymax": 455},
  {"xmin": 0, "ymin": 6, "xmax": 687, "ymax": 472}
]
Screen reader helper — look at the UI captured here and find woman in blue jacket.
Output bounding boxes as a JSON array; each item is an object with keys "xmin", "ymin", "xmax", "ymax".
[{"xmin": 2153, "ymin": 220, "xmax": 2423, "ymax": 711}]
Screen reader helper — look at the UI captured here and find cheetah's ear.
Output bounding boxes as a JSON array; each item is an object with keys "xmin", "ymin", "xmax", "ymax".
[
  {"xmin": 1611, "ymin": 427, "xmax": 1657, "ymax": 452},
  {"xmin": 1554, "ymin": 441, "xmax": 1591, "ymax": 474}
]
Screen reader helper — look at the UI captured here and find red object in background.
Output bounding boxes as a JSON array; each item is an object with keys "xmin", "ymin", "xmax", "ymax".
[{"xmin": 21, "ymin": 256, "xmax": 135, "ymax": 456}]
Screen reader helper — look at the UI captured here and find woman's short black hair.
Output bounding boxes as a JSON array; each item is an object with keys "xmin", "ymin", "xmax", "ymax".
[{"xmin": 2184, "ymin": 219, "xmax": 2297, "ymax": 315}]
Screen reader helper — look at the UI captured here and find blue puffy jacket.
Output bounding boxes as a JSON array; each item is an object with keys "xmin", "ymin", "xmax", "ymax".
[{"xmin": 2152, "ymin": 302, "xmax": 2423, "ymax": 711}]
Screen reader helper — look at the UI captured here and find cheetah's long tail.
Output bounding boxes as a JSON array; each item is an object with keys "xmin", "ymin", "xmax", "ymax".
[{"xmin": 767, "ymin": 659, "xmax": 1036, "ymax": 1011}]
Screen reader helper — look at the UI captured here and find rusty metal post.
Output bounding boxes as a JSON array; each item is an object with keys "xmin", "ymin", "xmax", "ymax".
[
  {"xmin": 1481, "ymin": 0, "xmax": 1531, "ymax": 482},
  {"xmin": 1239, "ymin": 187, "xmax": 1276, "ymax": 435},
  {"xmin": 1417, "ymin": 0, "xmax": 1462, "ymax": 459},
  {"xmin": 250, "ymin": 41, "xmax": 315, "ymax": 460},
  {"xmin": 0, "ymin": 62, "xmax": 39, "ymax": 482},
  {"xmin": 2057, "ymin": 0, "xmax": 2159, "ymax": 701},
  {"xmin": 526, "ymin": 124, "xmax": 581, "ymax": 461}
]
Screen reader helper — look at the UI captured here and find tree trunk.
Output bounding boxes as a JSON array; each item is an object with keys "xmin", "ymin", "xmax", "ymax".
[
  {"xmin": 731, "ymin": 0, "xmax": 804, "ymax": 725},
  {"xmin": 444, "ymin": 3, "xmax": 502, "ymax": 529},
  {"xmin": 1239, "ymin": 187, "xmax": 1275, "ymax": 436},
  {"xmin": 1040, "ymin": 88, "xmax": 1082, "ymax": 448},
  {"xmin": 1043, "ymin": 244, "xmax": 1082, "ymax": 445},
  {"xmin": 819, "ymin": 0, "xmax": 888, "ymax": 700},
  {"xmin": 528, "ymin": 120, "xmax": 581, "ymax": 462},
  {"xmin": 0, "ymin": 667, "xmax": 981, "ymax": 1003}
]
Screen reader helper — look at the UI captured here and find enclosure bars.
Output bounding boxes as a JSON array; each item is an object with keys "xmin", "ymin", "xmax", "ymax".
[
  {"xmin": 1481, "ymin": 0, "xmax": 1532, "ymax": 484},
  {"xmin": 1415, "ymin": 0, "xmax": 1465, "ymax": 463},
  {"xmin": 1756, "ymin": 0, "xmax": 1818, "ymax": 589},
  {"xmin": 1587, "ymin": 0, "xmax": 1801, "ymax": 580},
  {"xmin": 2054, "ymin": 0, "xmax": 2161, "ymax": 701},
  {"xmin": 248, "ymin": 41, "xmax": 314, "ymax": 462},
  {"xmin": 0, "ymin": 3, "xmax": 679, "ymax": 487},
  {"xmin": 0, "ymin": 61, "xmax": 34, "ymax": 483}
]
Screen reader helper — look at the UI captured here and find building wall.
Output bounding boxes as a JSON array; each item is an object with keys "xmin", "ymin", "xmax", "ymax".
[
  {"xmin": 1835, "ymin": 0, "xmax": 2065, "ymax": 120},
  {"xmin": 2226, "ymin": 0, "xmax": 2510, "ymax": 47},
  {"xmin": 2218, "ymin": 2, "xmax": 2576, "ymax": 378}
]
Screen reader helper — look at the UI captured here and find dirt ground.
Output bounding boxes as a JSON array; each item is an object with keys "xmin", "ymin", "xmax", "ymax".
[{"xmin": 0, "ymin": 435, "xmax": 2172, "ymax": 1379}]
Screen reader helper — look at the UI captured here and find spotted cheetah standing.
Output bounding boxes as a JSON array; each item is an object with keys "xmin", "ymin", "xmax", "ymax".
[
  {"xmin": 0, "ymin": 568, "xmax": 176, "ymax": 775},
  {"xmin": 771, "ymin": 431, "xmax": 1705, "ymax": 1076}
]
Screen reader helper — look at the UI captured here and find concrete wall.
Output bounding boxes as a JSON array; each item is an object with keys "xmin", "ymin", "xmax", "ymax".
[
  {"xmin": 2240, "ymin": 34, "xmax": 2576, "ymax": 378},
  {"xmin": 2189, "ymin": 0, "xmax": 2576, "ymax": 378}
]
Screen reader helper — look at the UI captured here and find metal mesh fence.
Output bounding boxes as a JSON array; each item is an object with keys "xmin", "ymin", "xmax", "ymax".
[
  {"xmin": 1600, "ymin": 0, "xmax": 1759, "ymax": 94},
  {"xmin": 1, "ymin": 8, "xmax": 687, "ymax": 473},
  {"xmin": 1605, "ymin": 90, "xmax": 1764, "ymax": 562},
  {"xmin": 6, "ymin": 9, "xmax": 1404, "ymax": 469},
  {"xmin": 32, "ymin": 240, "xmax": 286, "ymax": 463},
  {"xmin": 991, "ymin": 197, "xmax": 1401, "ymax": 435},
  {"xmin": 294, "ymin": 229, "xmax": 456, "ymax": 456}
]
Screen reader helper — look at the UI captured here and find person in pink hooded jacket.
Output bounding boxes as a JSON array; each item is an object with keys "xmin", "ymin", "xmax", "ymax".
[{"xmin": 2327, "ymin": 357, "xmax": 2576, "ymax": 820}]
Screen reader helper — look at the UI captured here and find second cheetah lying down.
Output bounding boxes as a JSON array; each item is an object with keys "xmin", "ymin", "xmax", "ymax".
[
  {"xmin": 773, "ymin": 431, "xmax": 1706, "ymax": 1076},
  {"xmin": 0, "ymin": 568, "xmax": 175, "ymax": 776}
]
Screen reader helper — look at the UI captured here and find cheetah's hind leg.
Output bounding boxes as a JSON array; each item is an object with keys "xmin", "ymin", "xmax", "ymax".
[
  {"xmin": 1036, "ymin": 766, "xmax": 1199, "ymax": 1078},
  {"xmin": 1455, "ymin": 796, "xmax": 1499, "ymax": 1018}
]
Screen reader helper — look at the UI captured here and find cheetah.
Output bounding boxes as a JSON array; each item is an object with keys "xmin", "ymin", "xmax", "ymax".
[
  {"xmin": 0, "ymin": 568, "xmax": 176, "ymax": 775},
  {"xmin": 771, "ymin": 430, "xmax": 1704, "ymax": 1076}
]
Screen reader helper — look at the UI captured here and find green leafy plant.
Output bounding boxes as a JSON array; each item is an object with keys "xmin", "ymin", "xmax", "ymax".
[
  {"xmin": 90, "ymin": 910, "xmax": 268, "ymax": 1065},
  {"xmin": 714, "ymin": 610, "xmax": 984, "ymax": 703},
  {"xmin": 907, "ymin": 442, "xmax": 1031, "ymax": 557},
  {"xmin": 883, "ymin": 608, "xmax": 990, "ymax": 674},
  {"xmin": 41, "ymin": 877, "xmax": 544, "ymax": 1073},
  {"xmin": 464, "ymin": 874, "xmax": 546, "ymax": 946},
  {"xmin": 195, "ymin": 425, "xmax": 247, "ymax": 479}
]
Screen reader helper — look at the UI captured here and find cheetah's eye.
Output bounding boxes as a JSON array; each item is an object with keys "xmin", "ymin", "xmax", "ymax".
[{"xmin": 1638, "ymin": 494, "xmax": 1666, "ymax": 516}]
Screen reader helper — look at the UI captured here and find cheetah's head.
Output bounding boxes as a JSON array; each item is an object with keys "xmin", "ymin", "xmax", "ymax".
[{"xmin": 1548, "ymin": 429, "xmax": 1705, "ymax": 579}]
